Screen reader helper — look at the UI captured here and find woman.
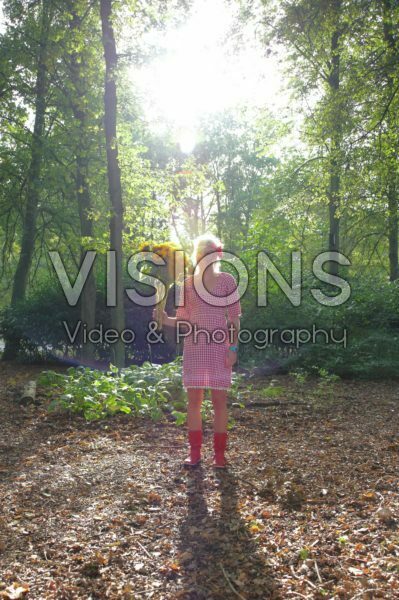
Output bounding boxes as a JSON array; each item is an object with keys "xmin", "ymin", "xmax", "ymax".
[{"xmin": 154, "ymin": 233, "xmax": 242, "ymax": 468}]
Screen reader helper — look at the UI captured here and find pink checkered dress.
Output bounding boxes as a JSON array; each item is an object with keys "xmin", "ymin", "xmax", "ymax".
[{"xmin": 176, "ymin": 271, "xmax": 242, "ymax": 390}]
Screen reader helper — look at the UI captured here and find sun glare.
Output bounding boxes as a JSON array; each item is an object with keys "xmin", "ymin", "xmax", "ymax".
[
  {"xmin": 178, "ymin": 128, "xmax": 197, "ymax": 154},
  {"xmin": 129, "ymin": 0, "xmax": 286, "ymax": 146}
]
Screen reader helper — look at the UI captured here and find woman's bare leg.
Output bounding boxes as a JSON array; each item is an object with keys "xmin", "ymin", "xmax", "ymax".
[
  {"xmin": 211, "ymin": 389, "xmax": 229, "ymax": 467},
  {"xmin": 187, "ymin": 388, "xmax": 204, "ymax": 430},
  {"xmin": 211, "ymin": 389, "xmax": 228, "ymax": 433},
  {"xmin": 184, "ymin": 388, "xmax": 204, "ymax": 467}
]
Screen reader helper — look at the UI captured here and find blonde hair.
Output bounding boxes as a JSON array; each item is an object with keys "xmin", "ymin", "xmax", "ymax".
[{"xmin": 192, "ymin": 233, "xmax": 223, "ymax": 272}]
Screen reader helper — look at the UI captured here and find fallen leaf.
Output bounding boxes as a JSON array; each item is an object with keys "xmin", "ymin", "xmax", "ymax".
[{"xmin": 0, "ymin": 582, "xmax": 29, "ymax": 599}]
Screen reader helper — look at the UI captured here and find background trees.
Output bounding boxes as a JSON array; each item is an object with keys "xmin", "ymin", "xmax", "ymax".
[{"xmin": 0, "ymin": 0, "xmax": 398, "ymax": 375}]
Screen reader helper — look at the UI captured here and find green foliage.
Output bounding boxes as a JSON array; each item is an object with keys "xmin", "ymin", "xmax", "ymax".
[
  {"xmin": 1, "ymin": 0, "xmax": 398, "ymax": 385},
  {"xmin": 298, "ymin": 547, "xmax": 310, "ymax": 561},
  {"xmin": 239, "ymin": 274, "xmax": 399, "ymax": 379},
  {"xmin": 259, "ymin": 384, "xmax": 285, "ymax": 398},
  {"xmin": 290, "ymin": 369, "xmax": 308, "ymax": 385},
  {"xmin": 39, "ymin": 358, "xmax": 244, "ymax": 423},
  {"xmin": 0, "ymin": 276, "xmax": 172, "ymax": 363},
  {"xmin": 0, "ymin": 281, "xmax": 80, "ymax": 362},
  {"xmin": 39, "ymin": 358, "xmax": 185, "ymax": 421}
]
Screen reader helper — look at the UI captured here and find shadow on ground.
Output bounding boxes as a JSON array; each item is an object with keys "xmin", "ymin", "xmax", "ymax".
[{"xmin": 178, "ymin": 467, "xmax": 276, "ymax": 600}]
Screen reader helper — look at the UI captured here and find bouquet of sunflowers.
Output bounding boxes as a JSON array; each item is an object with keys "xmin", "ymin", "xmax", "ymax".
[{"xmin": 138, "ymin": 241, "xmax": 190, "ymax": 330}]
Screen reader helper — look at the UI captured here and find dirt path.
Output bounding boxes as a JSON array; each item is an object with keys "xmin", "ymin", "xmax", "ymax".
[{"xmin": 0, "ymin": 363, "xmax": 398, "ymax": 599}]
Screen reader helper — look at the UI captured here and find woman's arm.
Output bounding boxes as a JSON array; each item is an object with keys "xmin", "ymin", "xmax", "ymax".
[
  {"xmin": 228, "ymin": 316, "xmax": 240, "ymax": 345},
  {"xmin": 226, "ymin": 316, "xmax": 240, "ymax": 367},
  {"xmin": 153, "ymin": 279, "xmax": 191, "ymax": 327},
  {"xmin": 151, "ymin": 309, "xmax": 177, "ymax": 327}
]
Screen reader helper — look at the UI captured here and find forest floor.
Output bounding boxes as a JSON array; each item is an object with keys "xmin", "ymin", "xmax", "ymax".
[{"xmin": 0, "ymin": 362, "xmax": 398, "ymax": 600}]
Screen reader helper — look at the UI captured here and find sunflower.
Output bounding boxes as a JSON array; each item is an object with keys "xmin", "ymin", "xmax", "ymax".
[{"xmin": 137, "ymin": 241, "xmax": 190, "ymax": 329}]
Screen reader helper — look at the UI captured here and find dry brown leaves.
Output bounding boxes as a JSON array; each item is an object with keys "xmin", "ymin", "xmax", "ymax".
[{"xmin": 0, "ymin": 363, "xmax": 398, "ymax": 599}]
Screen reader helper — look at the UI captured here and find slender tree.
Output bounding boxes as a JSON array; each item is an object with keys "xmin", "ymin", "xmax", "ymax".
[
  {"xmin": 258, "ymin": 0, "xmax": 352, "ymax": 274},
  {"xmin": 381, "ymin": 0, "xmax": 399, "ymax": 281},
  {"xmin": 327, "ymin": 0, "xmax": 342, "ymax": 275},
  {"xmin": 3, "ymin": 0, "xmax": 51, "ymax": 360},
  {"xmin": 100, "ymin": 0, "xmax": 125, "ymax": 367},
  {"xmin": 69, "ymin": 0, "xmax": 97, "ymax": 360}
]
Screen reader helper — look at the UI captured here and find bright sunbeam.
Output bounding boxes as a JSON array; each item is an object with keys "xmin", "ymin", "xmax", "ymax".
[
  {"xmin": 178, "ymin": 128, "xmax": 197, "ymax": 154},
  {"xmin": 129, "ymin": 0, "xmax": 285, "ymax": 140}
]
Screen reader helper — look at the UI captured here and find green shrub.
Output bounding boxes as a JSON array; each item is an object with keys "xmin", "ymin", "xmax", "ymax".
[
  {"xmin": 39, "ymin": 358, "xmax": 185, "ymax": 421},
  {"xmin": 0, "ymin": 277, "xmax": 176, "ymax": 363},
  {"xmin": 239, "ymin": 274, "xmax": 399, "ymax": 379},
  {"xmin": 0, "ymin": 282, "xmax": 80, "ymax": 362},
  {"xmin": 39, "ymin": 357, "xmax": 244, "ymax": 422}
]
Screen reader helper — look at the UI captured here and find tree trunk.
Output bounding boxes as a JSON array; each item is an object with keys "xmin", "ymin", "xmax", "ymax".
[
  {"xmin": 215, "ymin": 186, "xmax": 222, "ymax": 239},
  {"xmin": 327, "ymin": 2, "xmax": 342, "ymax": 277},
  {"xmin": 100, "ymin": 0, "xmax": 125, "ymax": 367},
  {"xmin": 69, "ymin": 1, "xmax": 97, "ymax": 362},
  {"xmin": 3, "ymin": 0, "xmax": 50, "ymax": 360},
  {"xmin": 388, "ymin": 183, "xmax": 399, "ymax": 281},
  {"xmin": 382, "ymin": 0, "xmax": 399, "ymax": 281}
]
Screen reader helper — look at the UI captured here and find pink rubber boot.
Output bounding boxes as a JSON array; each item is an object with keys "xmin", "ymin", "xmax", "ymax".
[
  {"xmin": 213, "ymin": 432, "xmax": 228, "ymax": 468},
  {"xmin": 183, "ymin": 430, "xmax": 202, "ymax": 467}
]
